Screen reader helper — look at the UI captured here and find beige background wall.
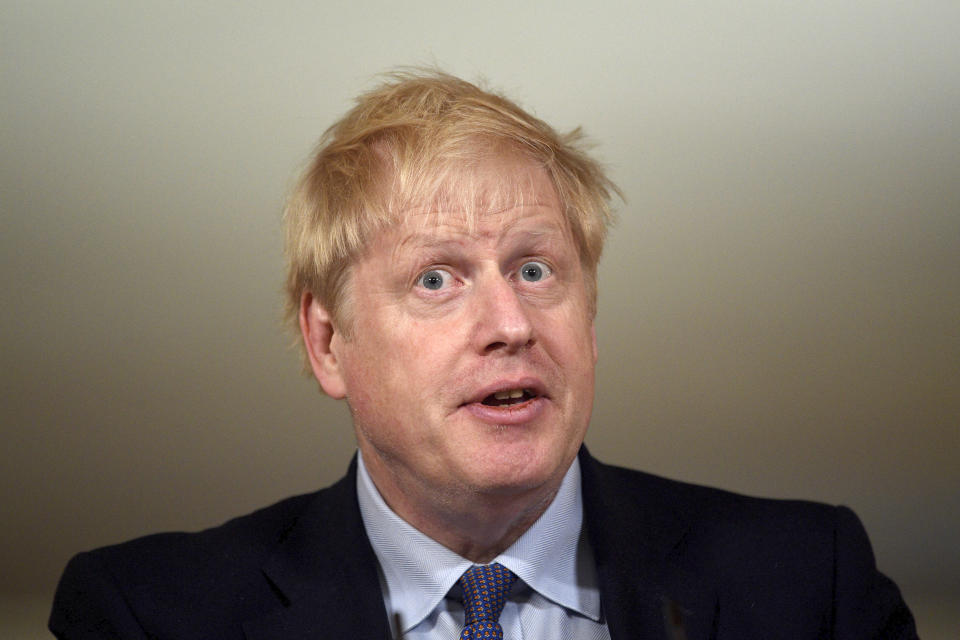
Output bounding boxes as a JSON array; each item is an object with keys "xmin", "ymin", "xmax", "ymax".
[{"xmin": 2, "ymin": 1, "xmax": 958, "ymax": 637}]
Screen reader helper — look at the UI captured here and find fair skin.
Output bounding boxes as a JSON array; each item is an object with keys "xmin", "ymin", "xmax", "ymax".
[{"xmin": 299, "ymin": 159, "xmax": 597, "ymax": 562}]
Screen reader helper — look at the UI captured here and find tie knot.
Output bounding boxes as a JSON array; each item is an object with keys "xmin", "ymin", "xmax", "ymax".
[{"xmin": 458, "ymin": 563, "xmax": 518, "ymax": 629}]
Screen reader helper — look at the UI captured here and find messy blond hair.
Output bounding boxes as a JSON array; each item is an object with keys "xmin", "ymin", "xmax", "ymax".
[{"xmin": 283, "ymin": 69, "xmax": 619, "ymax": 345}]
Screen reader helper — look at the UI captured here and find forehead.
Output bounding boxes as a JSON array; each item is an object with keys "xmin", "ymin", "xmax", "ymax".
[{"xmin": 386, "ymin": 155, "xmax": 567, "ymax": 244}]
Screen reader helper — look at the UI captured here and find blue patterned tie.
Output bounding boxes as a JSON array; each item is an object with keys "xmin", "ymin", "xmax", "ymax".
[{"xmin": 457, "ymin": 563, "xmax": 518, "ymax": 639}]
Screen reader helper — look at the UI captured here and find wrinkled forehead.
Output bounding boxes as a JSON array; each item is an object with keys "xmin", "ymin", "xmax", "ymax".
[{"xmin": 385, "ymin": 152, "xmax": 564, "ymax": 235}]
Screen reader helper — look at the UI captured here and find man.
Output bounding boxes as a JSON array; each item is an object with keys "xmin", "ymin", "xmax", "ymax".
[{"xmin": 50, "ymin": 71, "xmax": 917, "ymax": 639}]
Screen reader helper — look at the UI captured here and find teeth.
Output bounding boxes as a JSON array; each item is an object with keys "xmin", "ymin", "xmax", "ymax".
[{"xmin": 493, "ymin": 388, "xmax": 526, "ymax": 400}]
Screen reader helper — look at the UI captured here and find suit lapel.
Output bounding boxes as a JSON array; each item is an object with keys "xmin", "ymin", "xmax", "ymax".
[
  {"xmin": 579, "ymin": 448, "xmax": 717, "ymax": 640},
  {"xmin": 243, "ymin": 456, "xmax": 392, "ymax": 640}
]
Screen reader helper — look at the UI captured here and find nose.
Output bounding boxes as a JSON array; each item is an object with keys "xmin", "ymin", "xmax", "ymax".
[{"xmin": 472, "ymin": 273, "xmax": 535, "ymax": 354}]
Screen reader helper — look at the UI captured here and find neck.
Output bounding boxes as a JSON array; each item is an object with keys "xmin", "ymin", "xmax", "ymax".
[{"xmin": 361, "ymin": 452, "xmax": 564, "ymax": 563}]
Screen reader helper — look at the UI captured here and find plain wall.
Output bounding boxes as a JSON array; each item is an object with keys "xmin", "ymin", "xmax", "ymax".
[{"xmin": 2, "ymin": 1, "xmax": 958, "ymax": 636}]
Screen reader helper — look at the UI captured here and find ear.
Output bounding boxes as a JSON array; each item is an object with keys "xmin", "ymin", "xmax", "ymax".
[{"xmin": 299, "ymin": 291, "xmax": 347, "ymax": 398}]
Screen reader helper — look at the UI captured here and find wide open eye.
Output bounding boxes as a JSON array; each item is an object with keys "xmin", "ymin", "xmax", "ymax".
[
  {"xmin": 416, "ymin": 268, "xmax": 453, "ymax": 291},
  {"xmin": 519, "ymin": 261, "xmax": 552, "ymax": 282}
]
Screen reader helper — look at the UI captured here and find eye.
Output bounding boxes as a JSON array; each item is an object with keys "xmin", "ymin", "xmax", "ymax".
[
  {"xmin": 416, "ymin": 268, "xmax": 453, "ymax": 291},
  {"xmin": 519, "ymin": 261, "xmax": 551, "ymax": 282}
]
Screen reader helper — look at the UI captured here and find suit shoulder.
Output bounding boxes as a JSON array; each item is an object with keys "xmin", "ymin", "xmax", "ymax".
[
  {"xmin": 584, "ymin": 455, "xmax": 843, "ymax": 560},
  {"xmin": 585, "ymin": 457, "xmax": 917, "ymax": 637},
  {"xmin": 65, "ymin": 488, "xmax": 325, "ymax": 597},
  {"xmin": 51, "ymin": 466, "xmax": 368, "ymax": 637},
  {"xmin": 588, "ymin": 456, "xmax": 835, "ymax": 518}
]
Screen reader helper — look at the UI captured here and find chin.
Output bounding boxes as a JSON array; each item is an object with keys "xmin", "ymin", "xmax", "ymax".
[{"xmin": 464, "ymin": 442, "xmax": 572, "ymax": 496}]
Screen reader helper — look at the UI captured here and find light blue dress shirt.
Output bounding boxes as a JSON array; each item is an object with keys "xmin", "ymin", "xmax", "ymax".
[{"xmin": 356, "ymin": 451, "xmax": 611, "ymax": 639}]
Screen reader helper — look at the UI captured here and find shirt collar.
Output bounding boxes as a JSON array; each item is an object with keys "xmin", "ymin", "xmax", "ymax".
[
  {"xmin": 497, "ymin": 455, "xmax": 602, "ymax": 623},
  {"xmin": 356, "ymin": 451, "xmax": 602, "ymax": 632}
]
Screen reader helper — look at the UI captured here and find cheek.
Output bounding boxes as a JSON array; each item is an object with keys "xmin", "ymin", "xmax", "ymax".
[
  {"xmin": 341, "ymin": 320, "xmax": 441, "ymax": 413},
  {"xmin": 548, "ymin": 304, "xmax": 595, "ymax": 354}
]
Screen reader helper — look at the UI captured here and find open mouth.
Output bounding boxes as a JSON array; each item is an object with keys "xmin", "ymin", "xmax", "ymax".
[{"xmin": 480, "ymin": 388, "xmax": 537, "ymax": 407}]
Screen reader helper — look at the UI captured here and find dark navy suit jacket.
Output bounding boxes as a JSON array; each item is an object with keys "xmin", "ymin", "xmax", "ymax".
[{"xmin": 50, "ymin": 448, "xmax": 917, "ymax": 639}]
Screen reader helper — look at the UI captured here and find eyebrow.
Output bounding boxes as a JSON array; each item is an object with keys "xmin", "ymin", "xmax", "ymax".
[{"xmin": 393, "ymin": 224, "xmax": 564, "ymax": 256}]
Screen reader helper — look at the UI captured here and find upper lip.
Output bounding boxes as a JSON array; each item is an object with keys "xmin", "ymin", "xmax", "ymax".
[{"xmin": 463, "ymin": 377, "xmax": 549, "ymax": 405}]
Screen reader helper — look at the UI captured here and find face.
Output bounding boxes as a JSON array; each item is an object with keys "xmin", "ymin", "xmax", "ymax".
[{"xmin": 306, "ymin": 158, "xmax": 597, "ymax": 515}]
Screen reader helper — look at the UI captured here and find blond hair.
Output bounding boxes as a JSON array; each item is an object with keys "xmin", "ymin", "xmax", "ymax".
[{"xmin": 284, "ymin": 69, "xmax": 619, "ymax": 345}]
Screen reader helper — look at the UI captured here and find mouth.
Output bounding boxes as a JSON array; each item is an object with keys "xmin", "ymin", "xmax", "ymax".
[
  {"xmin": 480, "ymin": 388, "xmax": 538, "ymax": 407},
  {"xmin": 461, "ymin": 380, "xmax": 548, "ymax": 424}
]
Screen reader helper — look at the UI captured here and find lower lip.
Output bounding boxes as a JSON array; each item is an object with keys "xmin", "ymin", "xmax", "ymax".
[{"xmin": 461, "ymin": 397, "xmax": 547, "ymax": 425}]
